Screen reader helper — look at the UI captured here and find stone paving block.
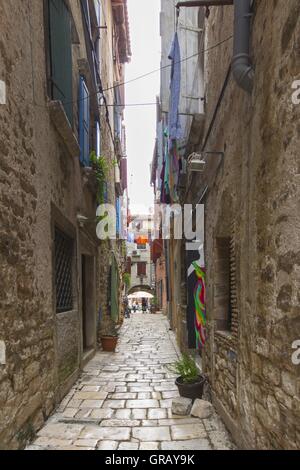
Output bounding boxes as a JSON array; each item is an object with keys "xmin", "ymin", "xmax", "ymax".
[
  {"xmin": 132, "ymin": 426, "xmax": 171, "ymax": 442},
  {"xmin": 28, "ymin": 314, "xmax": 235, "ymax": 451},
  {"xmin": 132, "ymin": 409, "xmax": 147, "ymax": 420},
  {"xmin": 162, "ymin": 390, "xmax": 179, "ymax": 399},
  {"xmin": 115, "ymin": 409, "xmax": 132, "ymax": 419},
  {"xmin": 80, "ymin": 400, "xmax": 104, "ymax": 409},
  {"xmin": 142, "ymin": 420, "xmax": 158, "ymax": 427},
  {"xmin": 126, "ymin": 399, "xmax": 159, "ymax": 409},
  {"xmin": 80, "ymin": 426, "xmax": 131, "ymax": 441},
  {"xmin": 161, "ymin": 439, "xmax": 211, "ymax": 450},
  {"xmin": 138, "ymin": 392, "xmax": 151, "ymax": 399},
  {"xmin": 111, "ymin": 392, "xmax": 137, "ymax": 400},
  {"xmin": 97, "ymin": 441, "xmax": 119, "ymax": 450},
  {"xmin": 102, "ymin": 384, "xmax": 116, "ymax": 393},
  {"xmin": 160, "ymin": 399, "xmax": 173, "ymax": 409},
  {"xmin": 162, "ymin": 416, "xmax": 200, "ymax": 424},
  {"xmin": 63, "ymin": 408, "xmax": 78, "ymax": 418},
  {"xmin": 37, "ymin": 423, "xmax": 84, "ymax": 440},
  {"xmin": 102, "ymin": 366, "xmax": 120, "ymax": 372},
  {"xmin": 118, "ymin": 442, "xmax": 139, "ymax": 450},
  {"xmin": 74, "ymin": 439, "xmax": 98, "ymax": 448},
  {"xmin": 100, "ymin": 419, "xmax": 140, "ymax": 427},
  {"xmin": 34, "ymin": 437, "xmax": 73, "ymax": 448},
  {"xmin": 81, "ymin": 386, "xmax": 101, "ymax": 392},
  {"xmin": 90, "ymin": 409, "xmax": 114, "ymax": 419},
  {"xmin": 148, "ymin": 408, "xmax": 167, "ymax": 420},
  {"xmin": 126, "ymin": 374, "xmax": 142, "ymax": 381},
  {"xmin": 171, "ymin": 423, "xmax": 207, "ymax": 441},
  {"xmin": 68, "ymin": 399, "xmax": 83, "ymax": 408},
  {"xmin": 103, "ymin": 400, "xmax": 126, "ymax": 409},
  {"xmin": 75, "ymin": 409, "xmax": 92, "ymax": 419},
  {"xmin": 154, "ymin": 384, "xmax": 178, "ymax": 392},
  {"xmin": 73, "ymin": 391, "xmax": 108, "ymax": 400},
  {"xmin": 129, "ymin": 386, "xmax": 152, "ymax": 392},
  {"xmin": 139, "ymin": 442, "xmax": 160, "ymax": 450}
]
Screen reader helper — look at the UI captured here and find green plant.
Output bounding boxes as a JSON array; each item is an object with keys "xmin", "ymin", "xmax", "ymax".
[
  {"xmin": 101, "ymin": 320, "xmax": 118, "ymax": 337},
  {"xmin": 90, "ymin": 151, "xmax": 116, "ymax": 205},
  {"xmin": 169, "ymin": 353, "xmax": 199, "ymax": 384},
  {"xmin": 123, "ymin": 272, "xmax": 131, "ymax": 288}
]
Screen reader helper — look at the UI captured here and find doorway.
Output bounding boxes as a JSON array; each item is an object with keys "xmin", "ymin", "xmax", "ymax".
[{"xmin": 81, "ymin": 255, "xmax": 95, "ymax": 352}]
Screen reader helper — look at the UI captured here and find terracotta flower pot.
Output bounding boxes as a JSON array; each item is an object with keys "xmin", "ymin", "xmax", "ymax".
[
  {"xmin": 101, "ymin": 336, "xmax": 118, "ymax": 352},
  {"xmin": 175, "ymin": 375, "xmax": 206, "ymax": 400}
]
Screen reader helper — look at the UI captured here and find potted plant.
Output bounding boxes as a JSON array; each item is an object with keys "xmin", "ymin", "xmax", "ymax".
[
  {"xmin": 100, "ymin": 321, "xmax": 119, "ymax": 352},
  {"xmin": 170, "ymin": 353, "xmax": 206, "ymax": 400}
]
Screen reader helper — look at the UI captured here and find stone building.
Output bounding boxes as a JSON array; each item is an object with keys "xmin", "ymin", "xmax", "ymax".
[
  {"xmin": 127, "ymin": 214, "xmax": 155, "ymax": 296},
  {"xmin": 157, "ymin": 0, "xmax": 300, "ymax": 450},
  {"xmin": 0, "ymin": 0, "xmax": 130, "ymax": 449},
  {"xmin": 95, "ymin": 0, "xmax": 130, "ymax": 338}
]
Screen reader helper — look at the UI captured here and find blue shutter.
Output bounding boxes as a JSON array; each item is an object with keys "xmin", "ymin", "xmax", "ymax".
[
  {"xmin": 116, "ymin": 198, "xmax": 121, "ymax": 236},
  {"xmin": 94, "ymin": 0, "xmax": 101, "ymax": 26},
  {"xmin": 96, "ymin": 120, "xmax": 101, "ymax": 156},
  {"xmin": 79, "ymin": 77, "xmax": 90, "ymax": 166},
  {"xmin": 49, "ymin": 0, "xmax": 73, "ymax": 124}
]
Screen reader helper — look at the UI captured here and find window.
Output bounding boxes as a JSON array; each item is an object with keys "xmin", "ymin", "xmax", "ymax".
[
  {"xmin": 47, "ymin": 0, "xmax": 73, "ymax": 124},
  {"xmin": 116, "ymin": 197, "xmax": 121, "ymax": 236},
  {"xmin": 137, "ymin": 244, "xmax": 146, "ymax": 250},
  {"xmin": 79, "ymin": 76, "xmax": 90, "ymax": 166},
  {"xmin": 94, "ymin": 0, "xmax": 101, "ymax": 26},
  {"xmin": 137, "ymin": 262, "xmax": 147, "ymax": 277},
  {"xmin": 95, "ymin": 120, "xmax": 101, "ymax": 156},
  {"xmin": 94, "ymin": 0, "xmax": 101, "ymax": 67},
  {"xmin": 214, "ymin": 237, "xmax": 233, "ymax": 331},
  {"xmin": 55, "ymin": 227, "xmax": 74, "ymax": 313}
]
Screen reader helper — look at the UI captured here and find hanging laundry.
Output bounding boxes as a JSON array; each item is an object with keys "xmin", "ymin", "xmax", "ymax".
[{"xmin": 168, "ymin": 32, "xmax": 182, "ymax": 146}]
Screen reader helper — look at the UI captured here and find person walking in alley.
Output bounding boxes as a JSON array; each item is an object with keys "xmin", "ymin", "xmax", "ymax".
[
  {"xmin": 124, "ymin": 297, "xmax": 130, "ymax": 319},
  {"xmin": 142, "ymin": 298, "xmax": 147, "ymax": 314}
]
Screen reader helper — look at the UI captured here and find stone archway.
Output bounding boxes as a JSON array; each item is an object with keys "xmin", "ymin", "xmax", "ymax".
[{"xmin": 128, "ymin": 285, "xmax": 155, "ymax": 296}]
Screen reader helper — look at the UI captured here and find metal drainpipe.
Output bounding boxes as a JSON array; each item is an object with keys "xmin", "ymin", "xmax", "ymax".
[{"xmin": 232, "ymin": 0, "xmax": 254, "ymax": 93}]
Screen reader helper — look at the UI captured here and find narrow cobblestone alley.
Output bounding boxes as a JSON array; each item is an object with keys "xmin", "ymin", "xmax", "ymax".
[{"xmin": 26, "ymin": 314, "xmax": 235, "ymax": 451}]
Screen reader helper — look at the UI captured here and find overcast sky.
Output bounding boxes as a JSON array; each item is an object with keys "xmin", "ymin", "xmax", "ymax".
[{"xmin": 125, "ymin": 0, "xmax": 161, "ymax": 215}]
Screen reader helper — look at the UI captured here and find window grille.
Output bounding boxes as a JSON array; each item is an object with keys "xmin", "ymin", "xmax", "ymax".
[{"xmin": 55, "ymin": 227, "xmax": 74, "ymax": 313}]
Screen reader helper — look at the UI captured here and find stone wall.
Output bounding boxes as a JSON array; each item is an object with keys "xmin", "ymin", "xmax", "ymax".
[
  {"xmin": 0, "ymin": 0, "xmax": 99, "ymax": 449},
  {"xmin": 195, "ymin": 0, "xmax": 300, "ymax": 450}
]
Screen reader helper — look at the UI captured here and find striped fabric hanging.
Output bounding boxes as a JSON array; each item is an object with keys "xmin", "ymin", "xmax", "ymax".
[{"xmin": 192, "ymin": 262, "xmax": 207, "ymax": 348}]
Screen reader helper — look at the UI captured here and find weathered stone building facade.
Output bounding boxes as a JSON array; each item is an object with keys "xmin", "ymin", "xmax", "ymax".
[
  {"xmin": 158, "ymin": 0, "xmax": 300, "ymax": 450},
  {"xmin": 199, "ymin": 0, "xmax": 300, "ymax": 450},
  {"xmin": 0, "ymin": 0, "xmax": 130, "ymax": 449}
]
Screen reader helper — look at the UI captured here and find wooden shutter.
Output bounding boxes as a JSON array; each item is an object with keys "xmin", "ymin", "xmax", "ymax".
[
  {"xmin": 48, "ymin": 0, "xmax": 73, "ymax": 124},
  {"xmin": 79, "ymin": 77, "xmax": 90, "ymax": 166},
  {"xmin": 137, "ymin": 262, "xmax": 147, "ymax": 277}
]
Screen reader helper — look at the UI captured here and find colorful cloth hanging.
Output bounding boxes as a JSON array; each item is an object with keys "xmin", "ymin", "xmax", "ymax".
[{"xmin": 192, "ymin": 261, "xmax": 207, "ymax": 348}]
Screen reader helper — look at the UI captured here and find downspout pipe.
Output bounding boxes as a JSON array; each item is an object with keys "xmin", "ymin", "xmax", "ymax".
[{"xmin": 232, "ymin": 0, "xmax": 254, "ymax": 93}]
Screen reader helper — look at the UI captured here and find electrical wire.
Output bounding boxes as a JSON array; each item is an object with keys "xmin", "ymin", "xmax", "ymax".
[
  {"xmin": 30, "ymin": 34, "xmax": 233, "ymax": 110},
  {"xmin": 102, "ymin": 35, "xmax": 233, "ymax": 94},
  {"xmin": 101, "ymin": 102, "xmax": 157, "ymax": 107}
]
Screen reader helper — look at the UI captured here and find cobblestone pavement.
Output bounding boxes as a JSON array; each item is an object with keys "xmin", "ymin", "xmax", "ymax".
[{"xmin": 26, "ymin": 313, "xmax": 235, "ymax": 450}]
